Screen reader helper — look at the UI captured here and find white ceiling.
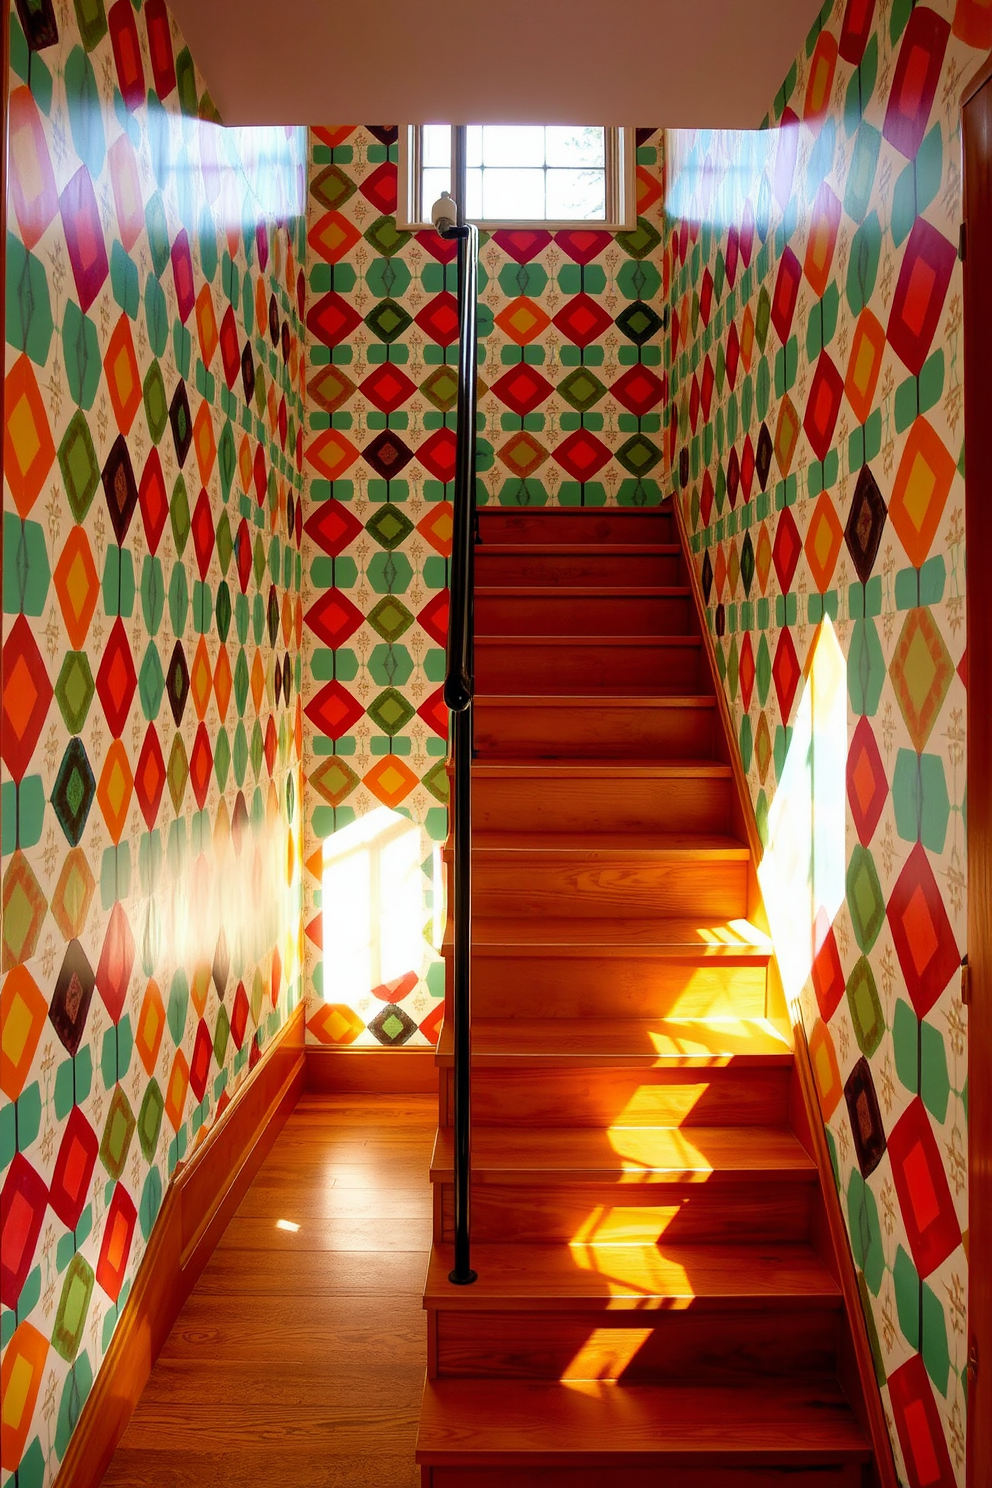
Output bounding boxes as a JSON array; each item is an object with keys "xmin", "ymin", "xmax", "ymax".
[{"xmin": 167, "ymin": 0, "xmax": 825, "ymax": 128}]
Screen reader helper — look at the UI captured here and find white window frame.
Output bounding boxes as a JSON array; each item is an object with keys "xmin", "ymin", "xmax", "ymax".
[{"xmin": 397, "ymin": 125, "xmax": 637, "ymax": 232}]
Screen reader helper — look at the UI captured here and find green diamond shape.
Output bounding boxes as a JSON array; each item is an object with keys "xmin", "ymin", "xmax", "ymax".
[
  {"xmin": 167, "ymin": 733, "xmax": 189, "ymax": 812},
  {"xmin": 138, "ymin": 642, "xmax": 165, "ymax": 720},
  {"xmin": 137, "ymin": 1079, "xmax": 164, "ymax": 1162},
  {"xmin": 422, "ymin": 760, "xmax": 449, "ymax": 804},
  {"xmin": 367, "ymin": 688, "xmax": 416, "ymax": 736},
  {"xmin": 312, "ymin": 164, "xmax": 356, "ymax": 212},
  {"xmin": 55, "ymin": 651, "xmax": 96, "ymax": 733},
  {"xmin": 216, "ymin": 512, "xmax": 233, "ymax": 576},
  {"xmin": 251, "ymin": 718, "xmax": 264, "ymax": 778},
  {"xmin": 364, "ymin": 214, "xmax": 413, "ymax": 257},
  {"xmin": 846, "ymin": 955, "xmax": 885, "ymax": 1057},
  {"xmin": 420, "ymin": 367, "xmax": 459, "ymax": 412},
  {"xmin": 143, "ymin": 360, "xmax": 169, "ymax": 444},
  {"xmin": 309, "ymin": 363, "xmax": 357, "ymax": 414},
  {"xmin": 214, "ymin": 728, "xmax": 231, "ymax": 791},
  {"xmin": 846, "ymin": 845, "xmax": 885, "ymax": 954},
  {"xmin": 365, "ymin": 298, "xmax": 413, "ymax": 344},
  {"xmin": 616, "ymin": 216, "xmax": 662, "ymax": 260},
  {"xmin": 234, "ymin": 650, "xmax": 250, "ymax": 717},
  {"xmin": 100, "ymin": 1086, "xmax": 135, "ymax": 1179},
  {"xmin": 617, "ymin": 433, "xmax": 662, "ymax": 476},
  {"xmin": 213, "ymin": 1005, "xmax": 231, "ymax": 1066},
  {"xmin": 615, "ymin": 301, "xmax": 663, "ymax": 346},
  {"xmin": 558, "ymin": 368, "xmax": 607, "ymax": 413},
  {"xmin": 58, "ymin": 411, "xmax": 101, "ymax": 522},
  {"xmin": 310, "ymin": 755, "xmax": 360, "ymax": 806},
  {"xmin": 368, "ymin": 595, "xmax": 414, "ymax": 642},
  {"xmin": 366, "ymin": 505, "xmax": 414, "ymax": 551},
  {"xmin": 171, "ymin": 476, "xmax": 190, "ymax": 556}
]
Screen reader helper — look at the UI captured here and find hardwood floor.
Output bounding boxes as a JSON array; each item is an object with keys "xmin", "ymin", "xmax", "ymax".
[{"xmin": 101, "ymin": 1094, "xmax": 436, "ymax": 1488}]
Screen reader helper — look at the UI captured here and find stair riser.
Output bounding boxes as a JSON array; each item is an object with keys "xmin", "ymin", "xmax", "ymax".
[
  {"xmin": 463, "ymin": 956, "xmax": 769, "ymax": 1020},
  {"xmin": 441, "ymin": 1068, "xmax": 791, "ymax": 1129},
  {"xmin": 473, "ymin": 777, "xmax": 733, "ymax": 836},
  {"xmin": 476, "ymin": 512, "xmax": 675, "ymax": 546},
  {"xmin": 476, "ymin": 593, "xmax": 693, "ymax": 637},
  {"xmin": 474, "ymin": 552, "xmax": 684, "ymax": 587},
  {"xmin": 425, "ymin": 1467, "xmax": 865, "ymax": 1487},
  {"xmin": 433, "ymin": 1309, "xmax": 842, "ymax": 1382},
  {"xmin": 470, "ymin": 859, "xmax": 749, "ymax": 920},
  {"xmin": 475, "ymin": 641, "xmax": 705, "ymax": 694},
  {"xmin": 439, "ymin": 1183, "xmax": 814, "ymax": 1244},
  {"xmin": 473, "ymin": 702, "xmax": 717, "ymax": 759}
]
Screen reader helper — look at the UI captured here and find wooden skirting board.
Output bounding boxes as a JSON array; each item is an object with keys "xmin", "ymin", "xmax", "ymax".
[
  {"xmin": 306, "ymin": 1044, "xmax": 438, "ymax": 1093},
  {"xmin": 53, "ymin": 1001, "xmax": 306, "ymax": 1488}
]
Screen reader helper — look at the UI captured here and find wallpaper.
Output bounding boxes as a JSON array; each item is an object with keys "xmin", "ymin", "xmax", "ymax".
[
  {"xmin": 666, "ymin": 1, "xmax": 990, "ymax": 1483},
  {"xmin": 302, "ymin": 126, "xmax": 668, "ymax": 1046},
  {"xmin": 1, "ymin": 2, "xmax": 307, "ymax": 1482}
]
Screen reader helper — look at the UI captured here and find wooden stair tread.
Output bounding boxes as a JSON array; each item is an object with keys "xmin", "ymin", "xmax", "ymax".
[
  {"xmin": 479, "ymin": 544, "xmax": 682, "ymax": 556},
  {"xmin": 476, "ymin": 634, "xmax": 702, "ymax": 647},
  {"xmin": 431, "ymin": 1124, "xmax": 816, "ymax": 1182},
  {"xmin": 467, "ymin": 831, "xmax": 750, "ymax": 859},
  {"xmin": 472, "ymin": 758, "xmax": 732, "ymax": 778},
  {"xmin": 476, "ymin": 585, "xmax": 691, "ymax": 597},
  {"xmin": 417, "ymin": 1378, "xmax": 870, "ymax": 1464},
  {"xmin": 468, "ymin": 915, "xmax": 773, "ymax": 954},
  {"xmin": 474, "ymin": 693, "xmax": 715, "ymax": 708},
  {"xmin": 424, "ymin": 1242, "xmax": 842, "ymax": 1309},
  {"xmin": 436, "ymin": 1017, "xmax": 792, "ymax": 1066}
]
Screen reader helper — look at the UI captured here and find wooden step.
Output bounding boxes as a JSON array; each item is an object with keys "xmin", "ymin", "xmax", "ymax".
[
  {"xmin": 475, "ymin": 587, "xmax": 694, "ymax": 637},
  {"xmin": 476, "ymin": 507, "xmax": 675, "ymax": 546},
  {"xmin": 466, "ymin": 833, "xmax": 749, "ymax": 920},
  {"xmin": 417, "ymin": 1379, "xmax": 870, "ymax": 1477},
  {"xmin": 460, "ymin": 916, "xmax": 772, "ymax": 1021},
  {"xmin": 471, "ymin": 760, "xmax": 733, "ymax": 836},
  {"xmin": 474, "ymin": 544, "xmax": 684, "ymax": 588},
  {"xmin": 474, "ymin": 635, "xmax": 706, "ymax": 694},
  {"xmin": 436, "ymin": 1016, "xmax": 793, "ymax": 1070},
  {"xmin": 473, "ymin": 695, "xmax": 717, "ymax": 759}
]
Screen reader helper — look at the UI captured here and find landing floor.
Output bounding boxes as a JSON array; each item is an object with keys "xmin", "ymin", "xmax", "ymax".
[{"xmin": 101, "ymin": 1094, "xmax": 435, "ymax": 1488}]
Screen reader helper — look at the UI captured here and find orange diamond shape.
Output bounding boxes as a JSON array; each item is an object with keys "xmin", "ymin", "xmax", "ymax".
[
  {"xmin": 190, "ymin": 636, "xmax": 213, "ymax": 721},
  {"xmin": 809, "ymin": 1018, "xmax": 843, "ymax": 1118},
  {"xmin": 135, "ymin": 978, "xmax": 166, "ymax": 1075},
  {"xmin": 191, "ymin": 961, "xmax": 212, "ymax": 1018},
  {"xmin": 97, "ymin": 738, "xmax": 134, "ymax": 843},
  {"xmin": 306, "ymin": 428, "xmax": 360, "ymax": 481},
  {"xmin": 416, "ymin": 501, "xmax": 454, "ymax": 557},
  {"xmin": 889, "ymin": 416, "xmax": 956, "ymax": 569},
  {"xmin": 193, "ymin": 399, "xmax": 216, "ymax": 485},
  {"xmin": 239, "ymin": 434, "xmax": 254, "ymax": 493},
  {"xmin": 50, "ymin": 846, "xmax": 95, "ymax": 941},
  {"xmin": 755, "ymin": 523, "xmax": 773, "ymax": 595},
  {"xmin": 0, "ymin": 964, "xmax": 48, "ymax": 1100},
  {"xmin": 308, "ymin": 209, "xmax": 362, "ymax": 264},
  {"xmin": 363, "ymin": 754, "xmax": 418, "ymax": 808},
  {"xmin": 104, "ymin": 315, "xmax": 142, "ymax": 434},
  {"xmin": 805, "ymin": 490, "xmax": 844, "ymax": 592},
  {"xmin": 308, "ymin": 1001, "xmax": 365, "ymax": 1045},
  {"xmin": 214, "ymin": 644, "xmax": 232, "ymax": 721},
  {"xmin": 250, "ymin": 649, "xmax": 266, "ymax": 714},
  {"xmin": 494, "ymin": 296, "xmax": 552, "ymax": 346},
  {"xmin": 845, "ymin": 308, "xmax": 886, "ymax": 427},
  {"xmin": 195, "ymin": 284, "xmax": 218, "ymax": 368},
  {"xmin": 4, "ymin": 354, "xmax": 55, "ymax": 516},
  {"xmin": 165, "ymin": 1049, "xmax": 189, "ymax": 1131},
  {"xmin": 498, "ymin": 430, "xmax": 549, "ymax": 479},
  {"xmin": 53, "ymin": 525, "xmax": 99, "ymax": 648}
]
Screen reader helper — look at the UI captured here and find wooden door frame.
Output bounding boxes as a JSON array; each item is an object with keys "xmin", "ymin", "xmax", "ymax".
[{"xmin": 961, "ymin": 49, "xmax": 992, "ymax": 1488}]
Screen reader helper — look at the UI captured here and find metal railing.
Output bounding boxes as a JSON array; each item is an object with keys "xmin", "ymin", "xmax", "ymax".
[{"xmin": 438, "ymin": 127, "xmax": 478, "ymax": 1286}]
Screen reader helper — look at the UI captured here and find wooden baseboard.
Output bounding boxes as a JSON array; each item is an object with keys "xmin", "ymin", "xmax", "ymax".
[
  {"xmin": 306, "ymin": 1044, "xmax": 438, "ymax": 1093},
  {"xmin": 54, "ymin": 1001, "xmax": 306, "ymax": 1488}
]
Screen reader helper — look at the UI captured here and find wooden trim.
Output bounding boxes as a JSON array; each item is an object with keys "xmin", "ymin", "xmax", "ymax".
[
  {"xmin": 53, "ymin": 1002, "xmax": 306, "ymax": 1488},
  {"xmin": 962, "ymin": 49, "xmax": 992, "ymax": 107},
  {"xmin": 790, "ymin": 1022, "xmax": 897, "ymax": 1488},
  {"xmin": 306, "ymin": 1043, "xmax": 438, "ymax": 1093}
]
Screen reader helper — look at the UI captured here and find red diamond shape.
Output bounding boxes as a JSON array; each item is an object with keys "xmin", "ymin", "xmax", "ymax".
[
  {"xmin": 610, "ymin": 365, "xmax": 663, "ymax": 417},
  {"xmin": 139, "ymin": 449, "xmax": 168, "ymax": 554},
  {"xmin": 700, "ymin": 356, "xmax": 715, "ymax": 422},
  {"xmin": 304, "ymin": 498, "xmax": 363, "ymax": 557},
  {"xmin": 741, "ymin": 435, "xmax": 755, "ymax": 502},
  {"xmin": 361, "ymin": 363, "xmax": 416, "ymax": 414},
  {"xmin": 253, "ymin": 444, "xmax": 267, "ymax": 505},
  {"xmin": 235, "ymin": 518, "xmax": 253, "ymax": 593},
  {"xmin": 1, "ymin": 616, "xmax": 53, "ymax": 783},
  {"xmin": 888, "ymin": 1097, "xmax": 961, "ymax": 1278},
  {"xmin": 307, "ymin": 292, "xmax": 363, "ymax": 349},
  {"xmin": 145, "ymin": 0, "xmax": 177, "ymax": 97},
  {"xmin": 771, "ymin": 627, "xmax": 801, "ymax": 721},
  {"xmin": 171, "ymin": 229, "xmax": 195, "ymax": 323},
  {"xmin": 771, "ymin": 247, "xmax": 802, "ymax": 343},
  {"xmin": 49, "ymin": 1106, "xmax": 98, "ymax": 1230},
  {"xmin": 231, "ymin": 981, "xmax": 249, "ymax": 1049},
  {"xmin": 699, "ymin": 268, "xmax": 714, "ymax": 327},
  {"xmin": 96, "ymin": 1182, "xmax": 137, "ymax": 1302},
  {"xmin": 60, "ymin": 167, "xmax": 109, "ymax": 314},
  {"xmin": 190, "ymin": 722, "xmax": 213, "ymax": 809},
  {"xmin": 811, "ymin": 910, "xmax": 846, "ymax": 1020},
  {"xmin": 109, "ymin": 0, "xmax": 145, "ymax": 109},
  {"xmin": 804, "ymin": 352, "xmax": 844, "ymax": 461},
  {"xmin": 552, "ymin": 293, "xmax": 612, "ymax": 348},
  {"xmin": 96, "ymin": 618, "xmax": 137, "ymax": 738},
  {"xmin": 360, "ymin": 161, "xmax": 397, "ymax": 214},
  {"xmin": 96, "ymin": 901, "xmax": 135, "ymax": 1024},
  {"xmin": 725, "ymin": 321, "xmax": 740, "ymax": 389},
  {"xmin": 554, "ymin": 429, "xmax": 611, "ymax": 482},
  {"xmin": 418, "ymin": 686, "xmax": 448, "ymax": 738},
  {"xmin": 415, "ymin": 293, "xmax": 460, "ymax": 346},
  {"xmin": 726, "ymin": 448, "xmax": 741, "ymax": 508},
  {"xmin": 417, "ymin": 228, "xmax": 458, "ymax": 264},
  {"xmin": 418, "ymin": 590, "xmax": 449, "ymax": 646},
  {"xmin": 772, "ymin": 507, "xmax": 802, "ymax": 593},
  {"xmin": 554, "ymin": 228, "xmax": 612, "ymax": 265},
  {"xmin": 135, "ymin": 725, "xmax": 166, "ymax": 829},
  {"xmin": 189, "ymin": 1017, "xmax": 214, "ymax": 1103},
  {"xmin": 191, "ymin": 487, "xmax": 215, "ymax": 580},
  {"xmin": 887, "ymin": 841, "xmax": 961, "ymax": 1017},
  {"xmin": 887, "ymin": 217, "xmax": 956, "ymax": 376},
  {"xmin": 418, "ymin": 428, "xmax": 458, "ymax": 484},
  {"xmin": 725, "ymin": 226, "xmax": 739, "ymax": 288},
  {"xmin": 492, "ymin": 228, "xmax": 551, "ymax": 264},
  {"xmin": 491, "ymin": 363, "xmax": 553, "ymax": 417},
  {"xmin": 846, "ymin": 717, "xmax": 888, "ymax": 846},
  {"xmin": 220, "ymin": 305, "xmax": 241, "ymax": 389},
  {"xmin": 0, "ymin": 1153, "xmax": 48, "ymax": 1307},
  {"xmin": 888, "ymin": 1355, "xmax": 956, "ymax": 1488},
  {"xmin": 419, "ymin": 1001, "xmax": 444, "ymax": 1044},
  {"xmin": 264, "ymin": 715, "xmax": 278, "ymax": 777},
  {"xmin": 305, "ymin": 680, "xmax": 364, "ymax": 740},
  {"xmin": 738, "ymin": 632, "xmax": 755, "ymax": 711}
]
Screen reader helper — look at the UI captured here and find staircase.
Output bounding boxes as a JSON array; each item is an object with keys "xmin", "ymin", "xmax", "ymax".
[{"xmin": 416, "ymin": 505, "xmax": 875, "ymax": 1486}]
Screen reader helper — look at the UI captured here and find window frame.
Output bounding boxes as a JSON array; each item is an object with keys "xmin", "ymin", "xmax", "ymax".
[{"xmin": 396, "ymin": 125, "xmax": 636, "ymax": 232}]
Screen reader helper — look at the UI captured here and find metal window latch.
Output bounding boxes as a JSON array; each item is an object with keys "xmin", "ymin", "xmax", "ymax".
[{"xmin": 961, "ymin": 955, "xmax": 971, "ymax": 1006}]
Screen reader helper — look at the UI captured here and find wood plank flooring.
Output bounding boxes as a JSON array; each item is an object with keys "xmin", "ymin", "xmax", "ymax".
[{"xmin": 101, "ymin": 1094, "xmax": 435, "ymax": 1488}]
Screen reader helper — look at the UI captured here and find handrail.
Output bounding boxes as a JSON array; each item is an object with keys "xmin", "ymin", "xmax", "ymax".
[{"xmin": 438, "ymin": 137, "xmax": 479, "ymax": 1287}]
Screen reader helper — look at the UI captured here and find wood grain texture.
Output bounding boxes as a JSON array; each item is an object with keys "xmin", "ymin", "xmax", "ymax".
[
  {"xmin": 306, "ymin": 1046, "xmax": 438, "ymax": 1093},
  {"xmin": 101, "ymin": 1092, "xmax": 435, "ymax": 1488},
  {"xmin": 55, "ymin": 1002, "xmax": 306, "ymax": 1488}
]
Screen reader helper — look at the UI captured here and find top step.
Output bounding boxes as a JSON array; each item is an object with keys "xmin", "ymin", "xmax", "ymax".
[{"xmin": 477, "ymin": 507, "xmax": 675, "ymax": 546}]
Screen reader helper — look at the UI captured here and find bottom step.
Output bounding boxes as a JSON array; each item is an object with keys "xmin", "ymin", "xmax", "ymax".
[
  {"xmin": 418, "ymin": 1379, "xmax": 870, "ymax": 1480},
  {"xmin": 425, "ymin": 1468, "xmax": 864, "ymax": 1487}
]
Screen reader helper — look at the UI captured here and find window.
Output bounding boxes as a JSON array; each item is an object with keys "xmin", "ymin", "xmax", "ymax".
[{"xmin": 398, "ymin": 125, "xmax": 635, "ymax": 231}]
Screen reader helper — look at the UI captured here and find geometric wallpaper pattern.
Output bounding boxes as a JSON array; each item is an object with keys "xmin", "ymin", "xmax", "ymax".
[
  {"xmin": 667, "ymin": 2, "xmax": 990, "ymax": 1482},
  {"xmin": 1, "ymin": 3, "xmax": 306, "ymax": 1482},
  {"xmin": 302, "ymin": 126, "xmax": 668, "ymax": 1045}
]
